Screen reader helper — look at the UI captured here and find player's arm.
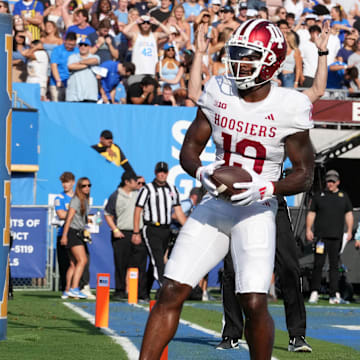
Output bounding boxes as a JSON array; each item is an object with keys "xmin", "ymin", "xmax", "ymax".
[
  {"xmin": 275, "ymin": 130, "xmax": 314, "ymax": 195},
  {"xmin": 303, "ymin": 20, "xmax": 330, "ymax": 104},
  {"xmin": 180, "ymin": 108, "xmax": 212, "ymax": 178}
]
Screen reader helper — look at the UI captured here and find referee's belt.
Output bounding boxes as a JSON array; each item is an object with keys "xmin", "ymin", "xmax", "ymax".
[{"xmin": 144, "ymin": 221, "xmax": 170, "ymax": 229}]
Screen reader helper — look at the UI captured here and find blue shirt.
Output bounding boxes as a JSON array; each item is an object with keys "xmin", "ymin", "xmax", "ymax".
[
  {"xmin": 54, "ymin": 191, "xmax": 72, "ymax": 236},
  {"xmin": 331, "ymin": 19, "xmax": 351, "ymax": 44},
  {"xmin": 66, "ymin": 25, "xmax": 96, "ymax": 42},
  {"xmin": 50, "ymin": 44, "xmax": 79, "ymax": 86},
  {"xmin": 115, "ymin": 82, "xmax": 126, "ymax": 103},
  {"xmin": 327, "ymin": 61, "xmax": 346, "ymax": 89},
  {"xmin": 13, "ymin": 0, "xmax": 44, "ymax": 16},
  {"xmin": 100, "ymin": 60, "xmax": 121, "ymax": 100}
]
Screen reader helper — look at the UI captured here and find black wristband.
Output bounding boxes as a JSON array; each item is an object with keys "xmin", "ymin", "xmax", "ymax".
[
  {"xmin": 133, "ymin": 232, "xmax": 140, "ymax": 235},
  {"xmin": 318, "ymin": 50, "xmax": 329, "ymax": 56}
]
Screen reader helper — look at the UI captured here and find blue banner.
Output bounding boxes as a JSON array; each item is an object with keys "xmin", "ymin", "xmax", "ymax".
[{"xmin": 10, "ymin": 208, "xmax": 47, "ymax": 278}]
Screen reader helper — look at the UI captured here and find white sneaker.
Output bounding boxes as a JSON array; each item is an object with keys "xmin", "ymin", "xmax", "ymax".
[
  {"xmin": 308, "ymin": 291, "xmax": 319, "ymax": 304},
  {"xmin": 81, "ymin": 285, "xmax": 96, "ymax": 300},
  {"xmin": 329, "ymin": 292, "xmax": 349, "ymax": 305},
  {"xmin": 202, "ymin": 291, "xmax": 209, "ymax": 301}
]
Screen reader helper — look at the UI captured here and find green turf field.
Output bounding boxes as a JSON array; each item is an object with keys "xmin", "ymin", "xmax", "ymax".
[{"xmin": 1, "ymin": 291, "xmax": 359, "ymax": 360}]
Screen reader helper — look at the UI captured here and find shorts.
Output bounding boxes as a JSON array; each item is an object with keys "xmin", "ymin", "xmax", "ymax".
[
  {"xmin": 67, "ymin": 227, "xmax": 86, "ymax": 248},
  {"xmin": 164, "ymin": 195, "xmax": 277, "ymax": 294}
]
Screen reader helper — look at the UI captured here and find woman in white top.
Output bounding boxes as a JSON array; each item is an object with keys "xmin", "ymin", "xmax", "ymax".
[{"xmin": 279, "ymin": 31, "xmax": 302, "ymax": 88}]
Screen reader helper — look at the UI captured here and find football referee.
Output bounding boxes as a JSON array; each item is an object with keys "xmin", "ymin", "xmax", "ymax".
[{"xmin": 132, "ymin": 162, "xmax": 186, "ymax": 297}]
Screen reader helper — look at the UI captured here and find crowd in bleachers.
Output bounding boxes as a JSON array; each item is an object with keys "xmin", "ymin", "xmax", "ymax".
[{"xmin": 3, "ymin": 0, "xmax": 360, "ymax": 104}]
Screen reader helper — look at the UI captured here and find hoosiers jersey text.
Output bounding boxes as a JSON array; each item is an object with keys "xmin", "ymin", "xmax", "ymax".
[{"xmin": 197, "ymin": 76, "xmax": 313, "ymax": 181}]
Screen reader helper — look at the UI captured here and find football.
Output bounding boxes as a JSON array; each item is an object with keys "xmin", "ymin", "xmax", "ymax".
[{"xmin": 210, "ymin": 166, "xmax": 252, "ymax": 200}]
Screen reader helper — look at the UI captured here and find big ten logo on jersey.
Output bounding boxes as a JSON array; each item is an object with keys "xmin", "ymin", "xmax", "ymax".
[
  {"xmin": 168, "ymin": 120, "xmax": 216, "ymax": 199},
  {"xmin": 214, "ymin": 100, "xmax": 227, "ymax": 109}
]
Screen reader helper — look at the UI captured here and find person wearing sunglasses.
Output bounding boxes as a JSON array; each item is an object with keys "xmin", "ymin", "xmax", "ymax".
[
  {"xmin": 61, "ymin": 177, "xmax": 92, "ymax": 299},
  {"xmin": 123, "ymin": 15, "xmax": 171, "ymax": 76},
  {"xmin": 66, "ymin": 37, "xmax": 100, "ymax": 102}
]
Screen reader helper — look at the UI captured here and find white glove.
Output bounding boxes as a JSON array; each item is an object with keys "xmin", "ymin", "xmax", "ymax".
[
  {"xmin": 230, "ymin": 167, "xmax": 275, "ymax": 206},
  {"xmin": 196, "ymin": 160, "xmax": 225, "ymax": 197}
]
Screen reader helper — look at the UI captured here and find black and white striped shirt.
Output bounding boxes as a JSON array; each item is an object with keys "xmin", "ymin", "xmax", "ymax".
[{"xmin": 135, "ymin": 181, "xmax": 181, "ymax": 225}]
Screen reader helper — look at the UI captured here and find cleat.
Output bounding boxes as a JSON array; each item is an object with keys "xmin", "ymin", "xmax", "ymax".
[
  {"xmin": 288, "ymin": 336, "xmax": 312, "ymax": 352},
  {"xmin": 216, "ymin": 337, "xmax": 239, "ymax": 350}
]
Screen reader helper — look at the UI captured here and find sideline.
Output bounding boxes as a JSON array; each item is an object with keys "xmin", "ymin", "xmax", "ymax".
[
  {"xmin": 65, "ymin": 301, "xmax": 279, "ymax": 360},
  {"xmin": 63, "ymin": 302, "xmax": 139, "ymax": 360}
]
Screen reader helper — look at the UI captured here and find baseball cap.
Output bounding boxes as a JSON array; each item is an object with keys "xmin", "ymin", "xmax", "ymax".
[
  {"xmin": 239, "ymin": 2, "xmax": 248, "ymax": 9},
  {"xmin": 325, "ymin": 170, "xmax": 340, "ymax": 182},
  {"xmin": 100, "ymin": 130, "xmax": 113, "ymax": 139},
  {"xmin": 223, "ymin": 5, "xmax": 234, "ymax": 13},
  {"xmin": 163, "ymin": 42, "xmax": 175, "ymax": 50},
  {"xmin": 211, "ymin": 0, "xmax": 221, "ymax": 5},
  {"xmin": 141, "ymin": 15, "xmax": 151, "ymax": 22},
  {"xmin": 155, "ymin": 161, "xmax": 169, "ymax": 173},
  {"xmin": 247, "ymin": 9, "xmax": 258, "ymax": 17},
  {"xmin": 305, "ymin": 13, "xmax": 318, "ymax": 21},
  {"xmin": 78, "ymin": 38, "xmax": 91, "ymax": 46}
]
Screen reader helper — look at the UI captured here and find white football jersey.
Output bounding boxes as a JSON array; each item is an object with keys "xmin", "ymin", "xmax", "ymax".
[{"xmin": 197, "ymin": 76, "xmax": 313, "ymax": 182}]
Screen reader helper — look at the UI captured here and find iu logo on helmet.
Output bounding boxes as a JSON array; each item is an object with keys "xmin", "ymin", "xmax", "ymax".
[{"xmin": 266, "ymin": 24, "xmax": 285, "ymax": 49}]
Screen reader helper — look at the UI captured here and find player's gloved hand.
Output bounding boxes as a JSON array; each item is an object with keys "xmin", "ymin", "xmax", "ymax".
[
  {"xmin": 196, "ymin": 160, "xmax": 225, "ymax": 197},
  {"xmin": 231, "ymin": 167, "xmax": 275, "ymax": 206}
]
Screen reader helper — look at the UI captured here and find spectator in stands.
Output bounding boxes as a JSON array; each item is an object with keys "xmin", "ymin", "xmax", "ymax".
[
  {"xmin": 23, "ymin": 40, "xmax": 49, "ymax": 101},
  {"xmin": 337, "ymin": 33, "xmax": 357, "ymax": 64},
  {"xmin": 123, "ymin": 15, "xmax": 170, "ymax": 76},
  {"xmin": 194, "ymin": 9, "xmax": 218, "ymax": 47},
  {"xmin": 127, "ymin": 75, "xmax": 158, "ymax": 104},
  {"xmin": 154, "ymin": 83, "xmax": 176, "ymax": 105},
  {"xmin": 41, "ymin": 20, "xmax": 63, "ymax": 61},
  {"xmin": 258, "ymin": 6, "xmax": 269, "ymax": 20},
  {"xmin": 12, "ymin": 31, "xmax": 29, "ymax": 83},
  {"xmin": 50, "ymin": 31, "xmax": 78, "ymax": 102},
  {"xmin": 237, "ymin": 2, "xmax": 248, "ymax": 23},
  {"xmin": 217, "ymin": 6, "xmax": 240, "ymax": 33},
  {"xmin": 44, "ymin": 0, "xmax": 66, "ymax": 35},
  {"xmin": 277, "ymin": 19, "xmax": 290, "ymax": 35},
  {"xmin": 54, "ymin": 171, "xmax": 75, "ymax": 296},
  {"xmin": 299, "ymin": 25, "xmax": 322, "ymax": 87},
  {"xmin": 212, "ymin": 46, "xmax": 226, "ymax": 75},
  {"xmin": 274, "ymin": 6, "xmax": 287, "ymax": 22},
  {"xmin": 348, "ymin": 38, "xmax": 360, "ymax": 78},
  {"xmin": 149, "ymin": 0, "xmax": 172, "ymax": 31},
  {"xmin": 91, "ymin": 130, "xmax": 136, "ymax": 173},
  {"xmin": 136, "ymin": 175, "xmax": 146, "ymax": 189},
  {"xmin": 182, "ymin": 0, "xmax": 203, "ymax": 24},
  {"xmin": 208, "ymin": 0, "xmax": 222, "ymax": 24},
  {"xmin": 283, "ymin": 0, "xmax": 303, "ymax": 21},
  {"xmin": 295, "ymin": 13, "xmax": 317, "ymax": 46},
  {"xmin": 326, "ymin": 58, "xmax": 349, "ymax": 89},
  {"xmin": 114, "ymin": 0, "xmax": 129, "ymax": 24},
  {"xmin": 91, "ymin": 0, "xmax": 119, "ymax": 34},
  {"xmin": 156, "ymin": 42, "xmax": 184, "ymax": 91},
  {"xmin": 88, "ymin": 19, "xmax": 119, "ymax": 63},
  {"xmin": 0, "ymin": 1, "xmax": 10, "ymax": 13},
  {"xmin": 64, "ymin": 8, "xmax": 96, "ymax": 40},
  {"xmin": 345, "ymin": 67, "xmax": 360, "ymax": 95},
  {"xmin": 98, "ymin": 60, "xmax": 127, "ymax": 103},
  {"xmin": 66, "ymin": 38, "xmax": 100, "ymax": 102},
  {"xmin": 307, "ymin": 170, "xmax": 353, "ymax": 305},
  {"xmin": 286, "ymin": 12, "xmax": 296, "ymax": 29},
  {"xmin": 167, "ymin": 4, "xmax": 191, "ymax": 48},
  {"xmin": 60, "ymin": 177, "xmax": 92, "ymax": 299},
  {"xmin": 330, "ymin": 5, "xmax": 351, "ymax": 44},
  {"xmin": 165, "ymin": 20, "xmax": 189, "ymax": 56},
  {"xmin": 279, "ymin": 30, "xmax": 302, "ymax": 88},
  {"xmin": 13, "ymin": 0, "xmax": 44, "ymax": 40},
  {"xmin": 104, "ymin": 171, "xmax": 148, "ymax": 301}
]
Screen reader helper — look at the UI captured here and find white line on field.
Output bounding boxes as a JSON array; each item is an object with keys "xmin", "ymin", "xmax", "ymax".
[{"xmin": 63, "ymin": 302, "xmax": 139, "ymax": 360}]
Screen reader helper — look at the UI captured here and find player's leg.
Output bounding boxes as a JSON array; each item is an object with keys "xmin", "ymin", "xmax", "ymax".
[
  {"xmin": 239, "ymin": 292, "xmax": 274, "ymax": 359},
  {"xmin": 139, "ymin": 279, "xmax": 192, "ymax": 360},
  {"xmin": 140, "ymin": 202, "xmax": 230, "ymax": 359},
  {"xmin": 231, "ymin": 200, "xmax": 277, "ymax": 360}
]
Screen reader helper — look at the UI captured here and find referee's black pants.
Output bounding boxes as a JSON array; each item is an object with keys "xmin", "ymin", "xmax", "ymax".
[
  {"xmin": 221, "ymin": 195, "xmax": 306, "ymax": 339},
  {"xmin": 311, "ymin": 237, "xmax": 341, "ymax": 298},
  {"xmin": 143, "ymin": 225, "xmax": 171, "ymax": 296}
]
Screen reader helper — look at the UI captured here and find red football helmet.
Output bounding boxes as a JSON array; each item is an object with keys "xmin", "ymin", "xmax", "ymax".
[{"xmin": 224, "ymin": 19, "xmax": 287, "ymax": 90}]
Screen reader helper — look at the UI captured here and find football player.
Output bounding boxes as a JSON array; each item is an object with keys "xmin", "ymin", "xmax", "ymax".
[{"xmin": 139, "ymin": 19, "xmax": 329, "ymax": 360}]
